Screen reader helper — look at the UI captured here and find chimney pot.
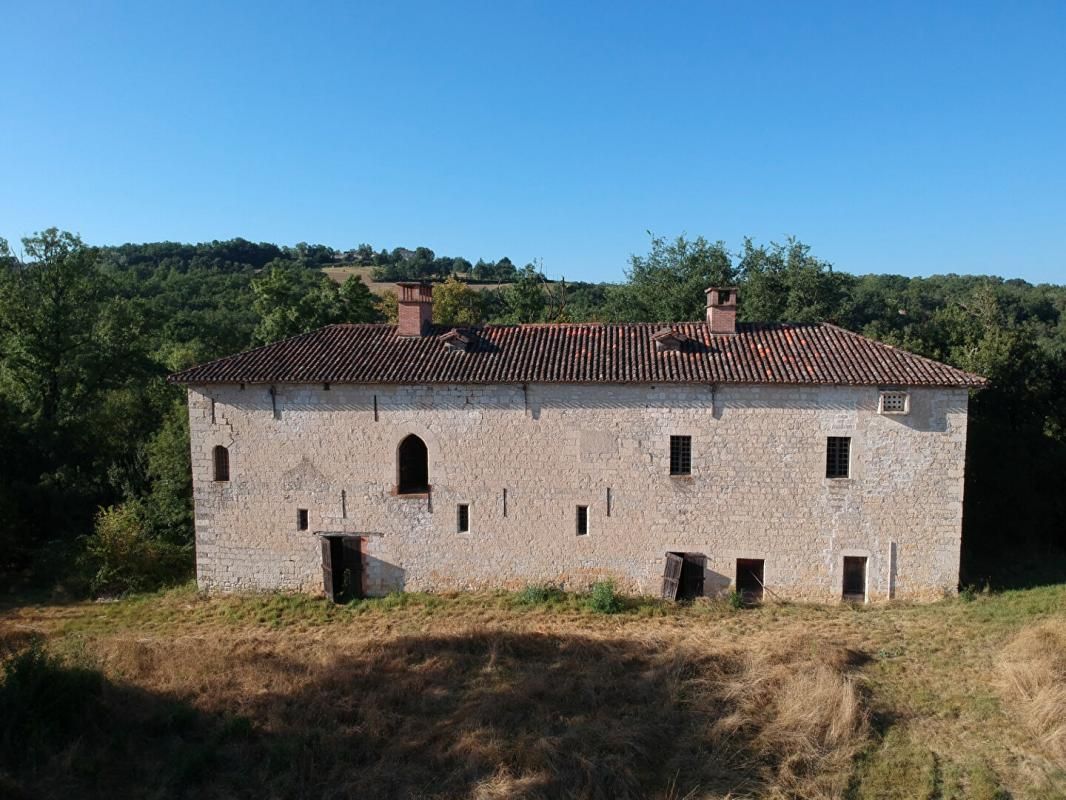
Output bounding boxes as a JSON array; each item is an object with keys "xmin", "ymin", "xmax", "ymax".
[
  {"xmin": 705, "ymin": 286, "xmax": 738, "ymax": 334},
  {"xmin": 397, "ymin": 282, "xmax": 433, "ymax": 336}
]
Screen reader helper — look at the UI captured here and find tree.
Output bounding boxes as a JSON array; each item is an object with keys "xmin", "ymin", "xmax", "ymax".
[
  {"xmin": 737, "ymin": 237, "xmax": 851, "ymax": 323},
  {"xmin": 433, "ymin": 277, "xmax": 483, "ymax": 326},
  {"xmin": 605, "ymin": 234, "xmax": 735, "ymax": 322},
  {"xmin": 503, "ymin": 264, "xmax": 547, "ymax": 322},
  {"xmin": 0, "ymin": 229, "xmax": 104, "ymax": 426}
]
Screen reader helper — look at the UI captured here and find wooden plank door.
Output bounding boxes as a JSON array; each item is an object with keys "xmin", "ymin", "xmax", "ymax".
[
  {"xmin": 661, "ymin": 553, "xmax": 683, "ymax": 600},
  {"xmin": 321, "ymin": 537, "xmax": 336, "ymax": 602},
  {"xmin": 341, "ymin": 536, "xmax": 362, "ymax": 600}
]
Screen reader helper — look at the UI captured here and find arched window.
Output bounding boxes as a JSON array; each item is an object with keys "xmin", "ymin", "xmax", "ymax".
[
  {"xmin": 397, "ymin": 435, "xmax": 428, "ymax": 494},
  {"xmin": 213, "ymin": 445, "xmax": 230, "ymax": 482}
]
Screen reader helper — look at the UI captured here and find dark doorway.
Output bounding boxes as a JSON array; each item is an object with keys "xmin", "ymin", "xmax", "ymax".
[
  {"xmin": 661, "ymin": 552, "xmax": 706, "ymax": 600},
  {"xmin": 321, "ymin": 535, "xmax": 363, "ymax": 602},
  {"xmin": 842, "ymin": 556, "xmax": 867, "ymax": 602},
  {"xmin": 397, "ymin": 435, "xmax": 429, "ymax": 494},
  {"xmin": 736, "ymin": 558, "xmax": 765, "ymax": 602}
]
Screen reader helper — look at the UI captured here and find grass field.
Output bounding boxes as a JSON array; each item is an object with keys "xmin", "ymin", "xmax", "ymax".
[
  {"xmin": 321, "ymin": 265, "xmax": 513, "ymax": 295},
  {"xmin": 2, "ymin": 584, "xmax": 1064, "ymax": 799}
]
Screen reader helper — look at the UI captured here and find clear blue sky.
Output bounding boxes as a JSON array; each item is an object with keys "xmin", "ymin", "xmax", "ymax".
[{"xmin": 2, "ymin": 1, "xmax": 1064, "ymax": 284}]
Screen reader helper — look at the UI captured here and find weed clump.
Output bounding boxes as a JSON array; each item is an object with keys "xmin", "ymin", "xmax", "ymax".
[
  {"xmin": 586, "ymin": 580, "xmax": 623, "ymax": 614},
  {"xmin": 515, "ymin": 583, "xmax": 566, "ymax": 606}
]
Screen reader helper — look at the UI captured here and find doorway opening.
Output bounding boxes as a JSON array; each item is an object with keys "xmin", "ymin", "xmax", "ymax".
[
  {"xmin": 661, "ymin": 552, "xmax": 706, "ymax": 600},
  {"xmin": 736, "ymin": 558, "xmax": 765, "ymax": 603},
  {"xmin": 842, "ymin": 556, "xmax": 867, "ymax": 602},
  {"xmin": 321, "ymin": 535, "xmax": 363, "ymax": 602}
]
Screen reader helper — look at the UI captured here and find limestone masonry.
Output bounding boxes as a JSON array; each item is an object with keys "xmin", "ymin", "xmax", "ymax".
[{"xmin": 174, "ymin": 286, "xmax": 984, "ymax": 602}]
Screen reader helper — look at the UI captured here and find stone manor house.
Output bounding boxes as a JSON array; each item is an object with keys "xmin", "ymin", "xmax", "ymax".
[{"xmin": 170, "ymin": 285, "xmax": 986, "ymax": 603}]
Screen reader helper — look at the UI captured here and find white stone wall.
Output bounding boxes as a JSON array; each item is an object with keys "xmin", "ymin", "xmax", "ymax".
[{"xmin": 186, "ymin": 382, "xmax": 970, "ymax": 601}]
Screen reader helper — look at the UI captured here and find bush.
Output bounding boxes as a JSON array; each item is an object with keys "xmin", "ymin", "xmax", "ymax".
[
  {"xmin": 79, "ymin": 502, "xmax": 191, "ymax": 596},
  {"xmin": 586, "ymin": 580, "xmax": 623, "ymax": 614},
  {"xmin": 515, "ymin": 583, "xmax": 566, "ymax": 606},
  {"xmin": 0, "ymin": 639, "xmax": 102, "ymax": 771},
  {"xmin": 728, "ymin": 589, "xmax": 745, "ymax": 610}
]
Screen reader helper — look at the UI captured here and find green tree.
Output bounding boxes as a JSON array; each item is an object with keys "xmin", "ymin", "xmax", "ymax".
[
  {"xmin": 737, "ymin": 237, "xmax": 851, "ymax": 323},
  {"xmin": 433, "ymin": 276, "xmax": 483, "ymax": 325},
  {"xmin": 503, "ymin": 265, "xmax": 547, "ymax": 322},
  {"xmin": 0, "ymin": 229, "xmax": 104, "ymax": 425},
  {"xmin": 605, "ymin": 234, "xmax": 735, "ymax": 322}
]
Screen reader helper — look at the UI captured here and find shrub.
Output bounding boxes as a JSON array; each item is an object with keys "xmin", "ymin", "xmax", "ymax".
[
  {"xmin": 0, "ymin": 639, "xmax": 103, "ymax": 771},
  {"xmin": 728, "ymin": 589, "xmax": 745, "ymax": 610},
  {"xmin": 586, "ymin": 580, "xmax": 623, "ymax": 614},
  {"xmin": 515, "ymin": 583, "xmax": 566, "ymax": 606},
  {"xmin": 79, "ymin": 502, "xmax": 191, "ymax": 596}
]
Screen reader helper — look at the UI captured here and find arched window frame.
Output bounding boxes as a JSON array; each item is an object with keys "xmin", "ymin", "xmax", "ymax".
[
  {"xmin": 213, "ymin": 445, "xmax": 230, "ymax": 482},
  {"xmin": 395, "ymin": 434, "xmax": 429, "ymax": 495}
]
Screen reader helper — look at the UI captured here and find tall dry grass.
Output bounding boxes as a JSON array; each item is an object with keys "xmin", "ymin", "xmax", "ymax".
[
  {"xmin": 703, "ymin": 635, "xmax": 869, "ymax": 799},
  {"xmin": 1, "ymin": 628, "xmax": 872, "ymax": 800},
  {"xmin": 998, "ymin": 619, "xmax": 1066, "ymax": 761}
]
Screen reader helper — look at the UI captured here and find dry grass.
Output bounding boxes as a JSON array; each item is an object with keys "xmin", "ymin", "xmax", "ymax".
[
  {"xmin": 998, "ymin": 619, "xmax": 1066, "ymax": 762},
  {"xmin": 2, "ymin": 583, "xmax": 1066, "ymax": 799}
]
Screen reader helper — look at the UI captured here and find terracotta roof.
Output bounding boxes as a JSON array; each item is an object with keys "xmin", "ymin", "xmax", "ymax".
[{"xmin": 168, "ymin": 322, "xmax": 986, "ymax": 388}]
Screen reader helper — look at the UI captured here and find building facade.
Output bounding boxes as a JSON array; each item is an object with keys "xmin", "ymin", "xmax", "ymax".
[{"xmin": 172, "ymin": 286, "xmax": 985, "ymax": 602}]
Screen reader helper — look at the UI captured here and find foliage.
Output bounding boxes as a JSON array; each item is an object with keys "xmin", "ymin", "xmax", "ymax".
[
  {"xmin": 0, "ymin": 639, "xmax": 103, "ymax": 772},
  {"xmin": 79, "ymin": 503, "xmax": 192, "ymax": 595},
  {"xmin": 432, "ymin": 276, "xmax": 483, "ymax": 325},
  {"xmin": 251, "ymin": 261, "xmax": 378, "ymax": 343},
  {"xmin": 605, "ymin": 233, "xmax": 735, "ymax": 322},
  {"xmin": 586, "ymin": 579, "xmax": 623, "ymax": 613},
  {"xmin": 515, "ymin": 583, "xmax": 566, "ymax": 605},
  {"xmin": 1, "ymin": 226, "xmax": 1064, "ymax": 595}
]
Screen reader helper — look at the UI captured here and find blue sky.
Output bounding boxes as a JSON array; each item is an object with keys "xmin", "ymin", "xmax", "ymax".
[{"xmin": 2, "ymin": 1, "xmax": 1064, "ymax": 284}]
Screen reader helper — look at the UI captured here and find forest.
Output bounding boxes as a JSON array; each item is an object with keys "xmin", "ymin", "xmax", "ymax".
[{"xmin": 0, "ymin": 230, "xmax": 1063, "ymax": 596}]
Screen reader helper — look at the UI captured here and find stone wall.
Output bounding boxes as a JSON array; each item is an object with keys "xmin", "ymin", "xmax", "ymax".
[{"xmin": 187, "ymin": 382, "xmax": 970, "ymax": 601}]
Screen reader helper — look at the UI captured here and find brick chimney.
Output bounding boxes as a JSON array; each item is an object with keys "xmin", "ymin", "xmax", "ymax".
[
  {"xmin": 397, "ymin": 282, "xmax": 433, "ymax": 337},
  {"xmin": 705, "ymin": 287, "xmax": 738, "ymax": 334}
]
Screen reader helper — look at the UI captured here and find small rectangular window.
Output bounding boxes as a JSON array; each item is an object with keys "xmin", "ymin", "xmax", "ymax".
[
  {"xmin": 457, "ymin": 504, "xmax": 470, "ymax": 533},
  {"xmin": 297, "ymin": 509, "xmax": 309, "ymax": 531},
  {"xmin": 879, "ymin": 391, "xmax": 909, "ymax": 415},
  {"xmin": 576, "ymin": 505, "xmax": 589, "ymax": 536},
  {"xmin": 670, "ymin": 435, "xmax": 692, "ymax": 476},
  {"xmin": 826, "ymin": 437, "xmax": 851, "ymax": 479}
]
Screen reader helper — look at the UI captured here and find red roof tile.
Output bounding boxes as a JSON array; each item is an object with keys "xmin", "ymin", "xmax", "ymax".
[{"xmin": 167, "ymin": 322, "xmax": 987, "ymax": 388}]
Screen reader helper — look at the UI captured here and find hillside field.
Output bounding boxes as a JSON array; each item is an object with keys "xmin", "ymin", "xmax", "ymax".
[
  {"xmin": 321, "ymin": 264, "xmax": 514, "ymax": 295},
  {"xmin": 1, "ymin": 584, "xmax": 1064, "ymax": 799}
]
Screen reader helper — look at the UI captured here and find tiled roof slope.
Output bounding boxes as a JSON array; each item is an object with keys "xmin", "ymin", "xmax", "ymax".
[{"xmin": 169, "ymin": 322, "xmax": 986, "ymax": 388}]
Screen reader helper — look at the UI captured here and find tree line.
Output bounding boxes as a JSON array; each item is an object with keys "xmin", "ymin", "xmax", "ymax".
[{"xmin": 0, "ymin": 230, "xmax": 1062, "ymax": 595}]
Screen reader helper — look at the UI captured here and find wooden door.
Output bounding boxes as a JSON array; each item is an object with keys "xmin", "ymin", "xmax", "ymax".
[
  {"xmin": 661, "ymin": 553, "xmax": 683, "ymax": 600},
  {"xmin": 340, "ymin": 536, "xmax": 363, "ymax": 600},
  {"xmin": 321, "ymin": 537, "xmax": 337, "ymax": 602}
]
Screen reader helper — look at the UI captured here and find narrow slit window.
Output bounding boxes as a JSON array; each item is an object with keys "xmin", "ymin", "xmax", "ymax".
[
  {"xmin": 297, "ymin": 509, "xmax": 309, "ymax": 531},
  {"xmin": 576, "ymin": 505, "xmax": 589, "ymax": 536},
  {"xmin": 670, "ymin": 435, "xmax": 692, "ymax": 475},
  {"xmin": 826, "ymin": 436, "xmax": 851, "ymax": 479},
  {"xmin": 457, "ymin": 504, "xmax": 470, "ymax": 533},
  {"xmin": 213, "ymin": 445, "xmax": 229, "ymax": 482}
]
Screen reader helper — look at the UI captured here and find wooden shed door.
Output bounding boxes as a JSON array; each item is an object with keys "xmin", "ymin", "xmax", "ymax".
[
  {"xmin": 322, "ymin": 536, "xmax": 362, "ymax": 602},
  {"xmin": 661, "ymin": 553, "xmax": 683, "ymax": 600}
]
